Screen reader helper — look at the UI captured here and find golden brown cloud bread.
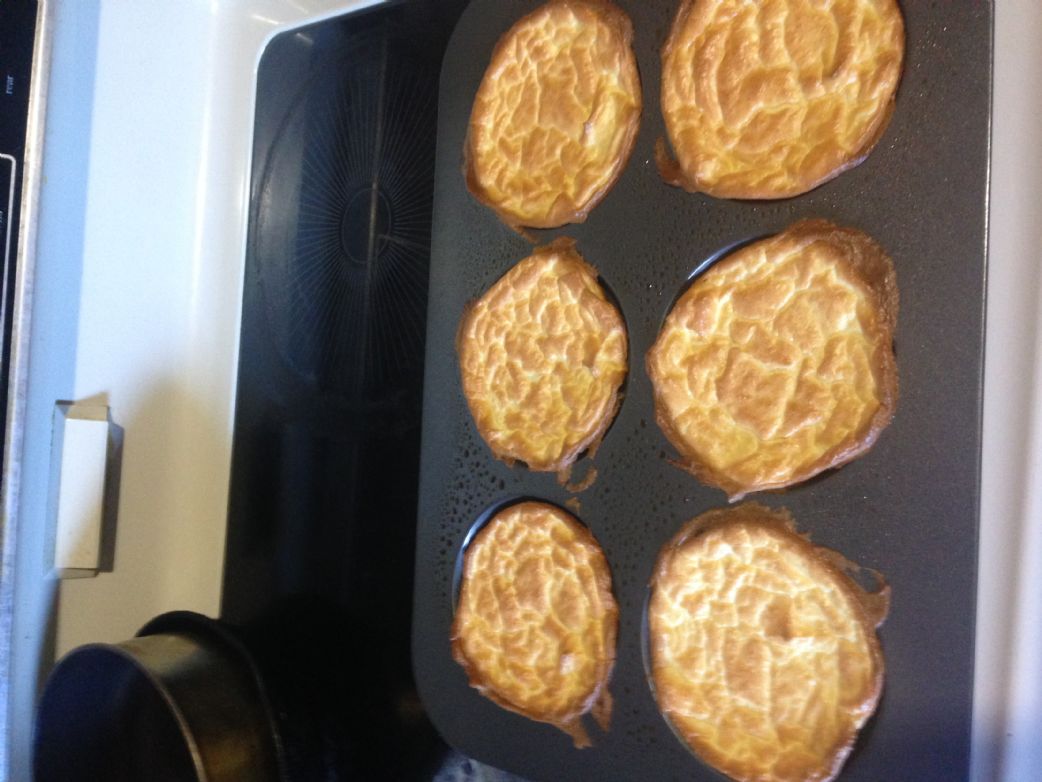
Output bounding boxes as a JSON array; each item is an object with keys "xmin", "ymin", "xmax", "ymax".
[
  {"xmin": 648, "ymin": 503, "xmax": 888, "ymax": 782},
  {"xmin": 466, "ymin": 0, "xmax": 642, "ymax": 229},
  {"xmin": 659, "ymin": 0, "xmax": 904, "ymax": 199},
  {"xmin": 458, "ymin": 239, "xmax": 627, "ymax": 474},
  {"xmin": 451, "ymin": 501, "xmax": 617, "ymax": 747},
  {"xmin": 647, "ymin": 220, "xmax": 897, "ymax": 499}
]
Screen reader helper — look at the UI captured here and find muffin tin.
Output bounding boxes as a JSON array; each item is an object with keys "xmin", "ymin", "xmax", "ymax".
[{"xmin": 413, "ymin": 1, "xmax": 992, "ymax": 780}]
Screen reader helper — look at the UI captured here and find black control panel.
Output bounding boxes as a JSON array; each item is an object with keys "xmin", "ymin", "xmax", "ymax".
[{"xmin": 0, "ymin": 0, "xmax": 39, "ymax": 463}]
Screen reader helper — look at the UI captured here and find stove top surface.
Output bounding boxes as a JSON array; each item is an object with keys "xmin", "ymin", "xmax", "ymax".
[{"xmin": 221, "ymin": 4, "xmax": 518, "ymax": 779}]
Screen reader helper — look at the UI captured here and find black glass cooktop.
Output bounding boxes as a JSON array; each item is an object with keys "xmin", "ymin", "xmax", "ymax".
[{"xmin": 222, "ymin": 3, "xmax": 521, "ymax": 780}]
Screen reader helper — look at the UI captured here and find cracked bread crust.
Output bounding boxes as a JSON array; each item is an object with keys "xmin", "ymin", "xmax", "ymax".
[
  {"xmin": 648, "ymin": 503, "xmax": 889, "ymax": 782},
  {"xmin": 451, "ymin": 501, "xmax": 617, "ymax": 747},
  {"xmin": 647, "ymin": 219, "xmax": 898, "ymax": 500},
  {"xmin": 658, "ymin": 0, "xmax": 904, "ymax": 199},
  {"xmin": 465, "ymin": 0, "xmax": 642, "ymax": 229},
  {"xmin": 458, "ymin": 238, "xmax": 628, "ymax": 474}
]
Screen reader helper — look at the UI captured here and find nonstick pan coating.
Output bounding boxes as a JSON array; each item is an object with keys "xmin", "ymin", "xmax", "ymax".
[{"xmin": 414, "ymin": 2, "xmax": 991, "ymax": 780}]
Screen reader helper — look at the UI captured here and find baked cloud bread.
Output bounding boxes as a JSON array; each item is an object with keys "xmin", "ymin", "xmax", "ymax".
[
  {"xmin": 658, "ymin": 0, "xmax": 905, "ymax": 199},
  {"xmin": 452, "ymin": 501, "xmax": 617, "ymax": 747},
  {"xmin": 466, "ymin": 0, "xmax": 642, "ymax": 229},
  {"xmin": 647, "ymin": 219, "xmax": 898, "ymax": 499},
  {"xmin": 648, "ymin": 503, "xmax": 889, "ymax": 782},
  {"xmin": 458, "ymin": 239, "xmax": 627, "ymax": 474}
]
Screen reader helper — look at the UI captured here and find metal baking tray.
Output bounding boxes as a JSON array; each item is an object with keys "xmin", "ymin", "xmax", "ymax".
[{"xmin": 413, "ymin": 2, "xmax": 992, "ymax": 780}]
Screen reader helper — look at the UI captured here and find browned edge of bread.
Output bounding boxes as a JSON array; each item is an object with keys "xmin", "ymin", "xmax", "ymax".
[
  {"xmin": 463, "ymin": 0, "xmax": 643, "ymax": 232},
  {"xmin": 648, "ymin": 502, "xmax": 890, "ymax": 780},
  {"xmin": 654, "ymin": 0, "xmax": 905, "ymax": 200},
  {"xmin": 450, "ymin": 500, "xmax": 619, "ymax": 747},
  {"xmin": 457, "ymin": 237, "xmax": 628, "ymax": 478},
  {"xmin": 646, "ymin": 219, "xmax": 899, "ymax": 500}
]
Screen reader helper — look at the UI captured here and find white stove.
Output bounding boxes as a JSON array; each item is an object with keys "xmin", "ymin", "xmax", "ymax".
[{"xmin": 1, "ymin": 1, "xmax": 1039, "ymax": 780}]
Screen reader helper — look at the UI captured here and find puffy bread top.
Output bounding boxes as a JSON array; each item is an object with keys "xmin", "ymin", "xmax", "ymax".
[
  {"xmin": 451, "ymin": 501, "xmax": 618, "ymax": 747},
  {"xmin": 659, "ymin": 0, "xmax": 904, "ymax": 199},
  {"xmin": 466, "ymin": 0, "xmax": 642, "ymax": 228},
  {"xmin": 458, "ymin": 239, "xmax": 628, "ymax": 474},
  {"xmin": 648, "ymin": 503, "xmax": 888, "ymax": 782},
  {"xmin": 647, "ymin": 219, "xmax": 898, "ymax": 499}
]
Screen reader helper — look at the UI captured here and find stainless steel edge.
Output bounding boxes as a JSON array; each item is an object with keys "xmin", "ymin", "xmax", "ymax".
[
  {"xmin": 0, "ymin": 0, "xmax": 55, "ymax": 776},
  {"xmin": 973, "ymin": 1, "xmax": 1042, "ymax": 780}
]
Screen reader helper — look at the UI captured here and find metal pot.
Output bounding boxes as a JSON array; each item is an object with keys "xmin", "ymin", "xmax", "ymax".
[{"xmin": 33, "ymin": 611, "xmax": 284, "ymax": 782}]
